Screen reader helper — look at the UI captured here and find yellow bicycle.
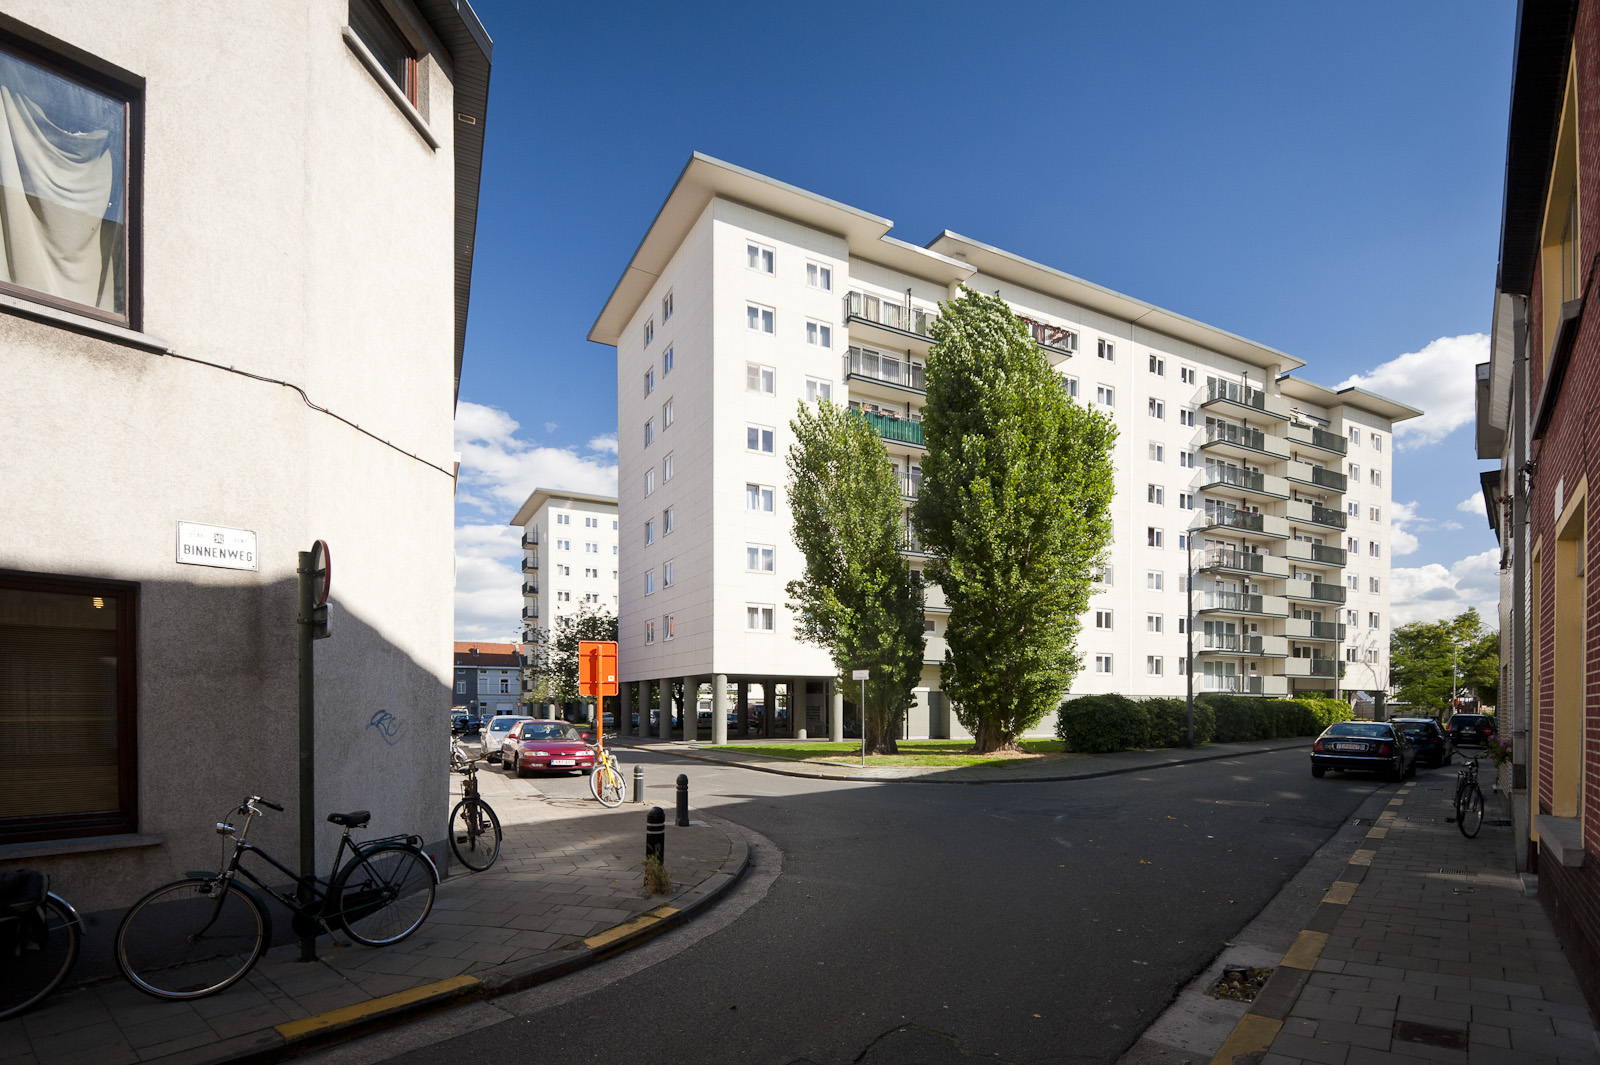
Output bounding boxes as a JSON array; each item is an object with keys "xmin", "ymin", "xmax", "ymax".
[{"xmin": 588, "ymin": 745, "xmax": 625, "ymax": 808}]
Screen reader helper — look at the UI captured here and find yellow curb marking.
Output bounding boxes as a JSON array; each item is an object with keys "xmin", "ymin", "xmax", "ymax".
[
  {"xmin": 650, "ymin": 905, "xmax": 679, "ymax": 918},
  {"xmin": 1349, "ymin": 848, "xmax": 1376, "ymax": 866},
  {"xmin": 1209, "ymin": 1013, "xmax": 1282, "ymax": 1065},
  {"xmin": 1280, "ymin": 929, "xmax": 1329, "ymax": 970},
  {"xmin": 276, "ymin": 975, "xmax": 480, "ymax": 1042},
  {"xmin": 582, "ymin": 905, "xmax": 683, "ymax": 950},
  {"xmin": 1387, "ymin": 798, "xmax": 1404, "ymax": 806},
  {"xmin": 1323, "ymin": 880, "xmax": 1358, "ymax": 905},
  {"xmin": 1366, "ymin": 827, "xmax": 1389, "ymax": 839}
]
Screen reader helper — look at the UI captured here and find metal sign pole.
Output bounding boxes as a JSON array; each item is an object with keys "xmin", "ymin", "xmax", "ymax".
[{"xmin": 852, "ymin": 669, "xmax": 869, "ymax": 766}]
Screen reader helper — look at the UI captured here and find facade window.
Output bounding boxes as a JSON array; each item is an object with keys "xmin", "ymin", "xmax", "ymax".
[
  {"xmin": 1091, "ymin": 564, "xmax": 1113, "ymax": 585},
  {"xmin": 662, "ymin": 290, "xmax": 674, "ymax": 321},
  {"xmin": 644, "ymin": 368, "xmax": 655, "ymax": 396},
  {"xmin": 1179, "ymin": 493, "xmax": 1194, "ymax": 509},
  {"xmin": 746, "ymin": 302, "xmax": 775, "ymax": 334},
  {"xmin": 1147, "ymin": 656, "xmax": 1163, "ymax": 676},
  {"xmin": 586, "ymin": 542, "xmax": 598, "ymax": 553},
  {"xmin": 1365, "ymin": 648, "xmax": 1379, "ymax": 664},
  {"xmin": 1147, "ymin": 527, "xmax": 1163, "ymax": 548},
  {"xmin": 643, "ymin": 318, "xmax": 654, "ymax": 346},
  {"xmin": 746, "ymin": 483, "xmax": 775, "ymax": 512},
  {"xmin": 1349, "ymin": 462, "xmax": 1360, "ymax": 479},
  {"xmin": 1149, "ymin": 443, "xmax": 1164, "ymax": 462},
  {"xmin": 1369, "ymin": 542, "xmax": 1380, "ymax": 558},
  {"xmin": 1372, "ymin": 434, "xmax": 1382, "ymax": 452},
  {"xmin": 746, "ymin": 605, "xmax": 775, "ymax": 631},
  {"xmin": 556, "ymin": 514, "xmax": 570, "ymax": 525},
  {"xmin": 1346, "ymin": 647, "xmax": 1358, "ymax": 663},
  {"xmin": 1345, "ymin": 535, "xmax": 1358, "ymax": 552},
  {"xmin": 350, "ymin": 0, "xmax": 420, "ymax": 105},
  {"xmin": 585, "ymin": 567, "xmax": 598, "ymax": 578},
  {"xmin": 557, "ymin": 591, "xmax": 570, "ymax": 602},
  {"xmin": 664, "ymin": 453, "xmax": 675, "ymax": 481},
  {"xmin": 644, "ymin": 419, "xmax": 654, "ymax": 447},
  {"xmin": 1370, "ymin": 469, "xmax": 1382, "ymax": 487},
  {"xmin": 1177, "ymin": 534, "xmax": 1188, "ymax": 549},
  {"xmin": 805, "ymin": 320, "xmax": 832, "ymax": 348},
  {"xmin": 806, "ymin": 260, "xmax": 832, "ymax": 290},
  {"xmin": 1369, "ymin": 577, "xmax": 1380, "ymax": 593},
  {"xmin": 1347, "ymin": 573, "xmax": 1359, "ymax": 590},
  {"xmin": 1178, "ymin": 617, "xmax": 1187, "ymax": 634},
  {"xmin": 585, "ymin": 517, "xmax": 598, "ymax": 528},
  {"xmin": 805, "ymin": 377, "xmax": 832, "ymax": 404},
  {"xmin": 644, "ymin": 521, "xmax": 655, "ymax": 546},
  {"xmin": 664, "ymin": 615, "xmax": 676, "ymax": 640},
  {"xmin": 1149, "ymin": 354, "xmax": 1165, "ymax": 376},
  {"xmin": 663, "ymin": 507, "xmax": 675, "ymax": 534},
  {"xmin": 1097, "ymin": 339, "xmax": 1114, "ymax": 362},
  {"xmin": 1147, "ymin": 570, "xmax": 1164, "ymax": 591},
  {"xmin": 1096, "ymin": 385, "xmax": 1115, "ymax": 407},
  {"xmin": 747, "ymin": 362, "xmax": 776, "ymax": 394},
  {"xmin": 1147, "ymin": 484, "xmax": 1164, "ymax": 505},
  {"xmin": 1178, "ymin": 450, "xmax": 1195, "ymax": 468},
  {"xmin": 455, "ymin": 679, "xmax": 466, "ymax": 694},
  {"xmin": 1063, "ymin": 376, "xmax": 1079, "ymax": 398},
  {"xmin": 1369, "ymin": 506, "xmax": 1380, "ymax": 522},
  {"xmin": 1148, "ymin": 399, "xmax": 1165, "ymax": 420},
  {"xmin": 1347, "ymin": 501, "xmax": 1359, "ymax": 517},
  {"xmin": 1180, "ymin": 366, "xmax": 1196, "ymax": 384},
  {"xmin": 1147, "ymin": 614, "xmax": 1163, "ymax": 633},
  {"xmin": 1094, "ymin": 609, "xmax": 1113, "ymax": 629},
  {"xmin": 643, "ymin": 470, "xmax": 655, "ymax": 496},
  {"xmin": 1094, "ymin": 654, "xmax": 1113, "ymax": 674},
  {"xmin": 661, "ymin": 398, "xmax": 675, "ymax": 429},
  {"xmin": 556, "ymin": 539, "xmax": 571, "ymax": 550},
  {"xmin": 663, "ymin": 346, "xmax": 674, "ymax": 375},
  {"xmin": 1349, "ymin": 426, "xmax": 1360, "ymax": 444},
  {"xmin": 645, "ymin": 619, "xmax": 655, "ymax": 644},
  {"xmin": 747, "ymin": 424, "xmax": 775, "ymax": 454},
  {"xmin": 1179, "ymin": 408, "xmax": 1195, "ymax": 427},
  {"xmin": 1369, "ymin": 612, "xmax": 1380, "ymax": 628},
  {"xmin": 747, "ymin": 241, "xmax": 775, "ymax": 274},
  {"xmin": 1177, "ymin": 657, "xmax": 1189, "ymax": 676},
  {"xmin": 1346, "ymin": 609, "xmax": 1359, "ymax": 626},
  {"xmin": 747, "ymin": 544, "xmax": 775, "ymax": 572},
  {"xmin": 663, "ymin": 561, "xmax": 675, "ymax": 587}
]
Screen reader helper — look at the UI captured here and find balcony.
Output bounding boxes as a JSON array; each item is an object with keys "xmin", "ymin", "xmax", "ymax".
[
  {"xmin": 850, "ymin": 408, "xmax": 925, "ymax": 448},
  {"xmin": 845, "ymin": 346, "xmax": 925, "ymax": 393},
  {"xmin": 1195, "ymin": 508, "xmax": 1291, "ymax": 539},
  {"xmin": 1196, "ymin": 591, "xmax": 1289, "ymax": 617},
  {"xmin": 922, "ymin": 632, "xmax": 948, "ymax": 666},
  {"xmin": 1200, "ymin": 379, "xmax": 1291, "ymax": 421},
  {"xmin": 1285, "ymin": 617, "xmax": 1346, "ymax": 641},
  {"xmin": 922, "ymin": 582, "xmax": 949, "ymax": 613},
  {"xmin": 1285, "ymin": 499, "xmax": 1348, "ymax": 531},
  {"xmin": 900, "ymin": 476, "xmax": 922, "ymax": 499},
  {"xmin": 1199, "ymin": 422, "xmax": 1289, "ymax": 460},
  {"xmin": 1286, "ymin": 461, "xmax": 1348, "ymax": 493},
  {"xmin": 1195, "ymin": 465, "xmax": 1290, "ymax": 500},
  {"xmin": 1283, "ymin": 656, "xmax": 1339, "ymax": 679},
  {"xmin": 522, "ymin": 531, "xmax": 538, "ymax": 547},
  {"xmin": 1017, "ymin": 314, "xmax": 1077, "ymax": 362},
  {"xmin": 521, "ymin": 606, "xmax": 539, "ymax": 620},
  {"xmin": 1196, "ymin": 548, "xmax": 1290, "ymax": 579},
  {"xmin": 522, "ymin": 582, "xmax": 538, "ymax": 596},
  {"xmin": 1286, "ymin": 423, "xmax": 1348, "ymax": 456},
  {"xmin": 1201, "ymin": 674, "xmax": 1290, "ymax": 697},
  {"xmin": 521, "ymin": 555, "xmax": 538, "ymax": 573},
  {"xmin": 1283, "ymin": 540, "xmax": 1347, "ymax": 568},
  {"xmin": 1284, "ymin": 578, "xmax": 1347, "ymax": 605},
  {"xmin": 845, "ymin": 291, "xmax": 937, "ymax": 342},
  {"xmin": 1197, "ymin": 632, "xmax": 1289, "ymax": 657}
]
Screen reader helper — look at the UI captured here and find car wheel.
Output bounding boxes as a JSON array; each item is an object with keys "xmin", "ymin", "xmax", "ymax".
[
  {"xmin": 1311, "ymin": 765, "xmax": 1326, "ymax": 779},
  {"xmin": 515, "ymin": 759, "xmax": 528, "ymax": 779}
]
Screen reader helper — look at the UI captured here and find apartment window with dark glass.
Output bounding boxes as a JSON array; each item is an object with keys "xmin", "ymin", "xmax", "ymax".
[
  {"xmin": 349, "ymin": 0, "xmax": 418, "ymax": 104},
  {"xmin": 0, "ymin": 37, "xmax": 138, "ymax": 326},
  {"xmin": 0, "ymin": 571, "xmax": 138, "ymax": 843}
]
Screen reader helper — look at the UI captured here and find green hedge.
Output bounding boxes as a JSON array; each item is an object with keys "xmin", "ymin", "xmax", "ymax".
[{"xmin": 1056, "ymin": 694, "xmax": 1348, "ymax": 753}]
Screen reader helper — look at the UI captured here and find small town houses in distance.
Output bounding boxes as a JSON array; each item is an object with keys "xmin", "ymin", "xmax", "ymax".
[
  {"xmin": 587, "ymin": 153, "xmax": 1421, "ymax": 745},
  {"xmin": 453, "ymin": 642, "xmax": 526, "ymax": 721}
]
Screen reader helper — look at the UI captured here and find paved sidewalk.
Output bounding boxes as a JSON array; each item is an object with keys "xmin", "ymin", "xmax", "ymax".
[
  {"xmin": 1207, "ymin": 769, "xmax": 1600, "ymax": 1065},
  {"xmin": 0, "ymin": 767, "xmax": 747, "ymax": 1065}
]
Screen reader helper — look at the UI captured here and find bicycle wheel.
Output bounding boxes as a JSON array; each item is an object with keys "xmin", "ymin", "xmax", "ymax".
[
  {"xmin": 331, "ymin": 845, "xmax": 436, "ymax": 946},
  {"xmin": 449, "ymin": 798, "xmax": 502, "ymax": 872},
  {"xmin": 0, "ymin": 895, "xmax": 81, "ymax": 1020},
  {"xmin": 116, "ymin": 878, "xmax": 268, "ymax": 1000},
  {"xmin": 1458, "ymin": 785, "xmax": 1485, "ymax": 838},
  {"xmin": 595, "ymin": 760, "xmax": 625, "ymax": 808},
  {"xmin": 587, "ymin": 755, "xmax": 606, "ymax": 801}
]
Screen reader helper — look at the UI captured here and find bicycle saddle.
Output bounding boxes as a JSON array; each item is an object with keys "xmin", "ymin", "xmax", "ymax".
[{"xmin": 326, "ymin": 811, "xmax": 371, "ymax": 828}]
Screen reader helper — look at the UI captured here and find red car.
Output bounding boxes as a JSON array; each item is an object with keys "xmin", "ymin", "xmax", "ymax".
[{"xmin": 500, "ymin": 719, "xmax": 595, "ymax": 777}]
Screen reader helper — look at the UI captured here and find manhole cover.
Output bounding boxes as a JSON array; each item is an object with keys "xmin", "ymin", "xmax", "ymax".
[{"xmin": 1393, "ymin": 1020, "xmax": 1467, "ymax": 1050}]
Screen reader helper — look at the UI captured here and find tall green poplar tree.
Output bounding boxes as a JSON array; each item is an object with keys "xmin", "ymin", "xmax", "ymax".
[
  {"xmin": 913, "ymin": 287, "xmax": 1118, "ymax": 752},
  {"xmin": 786, "ymin": 399, "xmax": 926, "ymax": 754}
]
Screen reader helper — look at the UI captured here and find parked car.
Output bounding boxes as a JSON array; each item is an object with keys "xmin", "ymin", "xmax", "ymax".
[
  {"xmin": 1310, "ymin": 720, "xmax": 1416, "ymax": 781},
  {"xmin": 501, "ymin": 719, "xmax": 596, "ymax": 777},
  {"xmin": 482, "ymin": 715, "xmax": 533, "ymax": 763},
  {"xmin": 451, "ymin": 712, "xmax": 471, "ymax": 734},
  {"xmin": 1446, "ymin": 713, "xmax": 1497, "ymax": 748},
  {"xmin": 1392, "ymin": 717, "xmax": 1451, "ymax": 768}
]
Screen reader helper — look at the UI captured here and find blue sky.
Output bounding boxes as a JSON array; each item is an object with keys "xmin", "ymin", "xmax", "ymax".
[{"xmin": 452, "ymin": 0, "xmax": 1516, "ymax": 640}]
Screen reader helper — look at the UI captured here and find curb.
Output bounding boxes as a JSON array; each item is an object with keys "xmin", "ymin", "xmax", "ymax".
[
  {"xmin": 153, "ymin": 811, "xmax": 752, "ymax": 1065},
  {"xmin": 631, "ymin": 738, "xmax": 1308, "ymax": 785},
  {"xmin": 1205, "ymin": 784, "xmax": 1403, "ymax": 1064}
]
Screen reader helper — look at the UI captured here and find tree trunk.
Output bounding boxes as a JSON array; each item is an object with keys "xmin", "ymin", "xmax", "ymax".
[{"xmin": 972, "ymin": 719, "xmax": 1020, "ymax": 754}]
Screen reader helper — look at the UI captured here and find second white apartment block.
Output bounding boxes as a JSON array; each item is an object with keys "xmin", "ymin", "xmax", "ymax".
[
  {"xmin": 590, "ymin": 155, "xmax": 1420, "ymax": 739},
  {"xmin": 510, "ymin": 488, "xmax": 619, "ymax": 637}
]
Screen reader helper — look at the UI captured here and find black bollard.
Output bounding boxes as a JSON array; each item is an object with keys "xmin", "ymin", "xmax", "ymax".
[
  {"xmin": 633, "ymin": 764, "xmax": 644, "ymax": 804},
  {"xmin": 676, "ymin": 773, "xmax": 690, "ymax": 827},
  {"xmin": 646, "ymin": 806, "xmax": 665, "ymax": 862}
]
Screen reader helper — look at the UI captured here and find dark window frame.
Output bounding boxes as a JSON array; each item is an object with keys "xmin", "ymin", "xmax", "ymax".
[
  {"xmin": 348, "ymin": 0, "xmax": 418, "ymax": 106},
  {"xmin": 0, "ymin": 26, "xmax": 143, "ymax": 331},
  {"xmin": 0, "ymin": 569, "xmax": 139, "ymax": 845}
]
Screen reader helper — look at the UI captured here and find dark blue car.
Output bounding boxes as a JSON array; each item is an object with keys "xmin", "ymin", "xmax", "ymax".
[{"xmin": 1393, "ymin": 717, "xmax": 1451, "ymax": 768}]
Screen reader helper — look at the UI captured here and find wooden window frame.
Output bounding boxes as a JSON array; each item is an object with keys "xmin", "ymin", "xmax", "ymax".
[{"xmin": 348, "ymin": 0, "xmax": 418, "ymax": 105}]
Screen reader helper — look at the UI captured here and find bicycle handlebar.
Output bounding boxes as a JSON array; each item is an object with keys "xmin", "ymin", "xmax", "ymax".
[{"xmin": 245, "ymin": 796, "xmax": 283, "ymax": 812}]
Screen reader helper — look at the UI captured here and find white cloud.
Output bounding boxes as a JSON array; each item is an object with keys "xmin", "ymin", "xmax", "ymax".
[
  {"xmin": 1457, "ymin": 493, "xmax": 1487, "ymax": 516},
  {"xmin": 544, "ymin": 422, "xmax": 559, "ymax": 434},
  {"xmin": 588, "ymin": 434, "xmax": 618, "ymax": 455},
  {"xmin": 453, "ymin": 524, "xmax": 524, "ymax": 641},
  {"xmin": 1390, "ymin": 549, "xmax": 1501, "ymax": 626},
  {"xmin": 1336, "ymin": 333, "xmax": 1488, "ymax": 449},
  {"xmin": 1389, "ymin": 499, "xmax": 1422, "ymax": 556}
]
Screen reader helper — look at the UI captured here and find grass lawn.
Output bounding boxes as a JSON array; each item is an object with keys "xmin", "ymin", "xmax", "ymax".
[{"xmin": 702, "ymin": 738, "xmax": 1072, "ymax": 769}]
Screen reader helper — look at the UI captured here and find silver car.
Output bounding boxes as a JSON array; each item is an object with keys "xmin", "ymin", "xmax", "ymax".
[{"xmin": 481, "ymin": 715, "xmax": 533, "ymax": 763}]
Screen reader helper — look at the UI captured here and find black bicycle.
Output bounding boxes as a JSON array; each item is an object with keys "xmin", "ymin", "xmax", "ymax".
[
  {"xmin": 449, "ymin": 744, "xmax": 501, "ymax": 871},
  {"xmin": 1454, "ymin": 756, "xmax": 1485, "ymax": 838},
  {"xmin": 0, "ymin": 870, "xmax": 82, "ymax": 1020},
  {"xmin": 115, "ymin": 796, "xmax": 437, "ymax": 999}
]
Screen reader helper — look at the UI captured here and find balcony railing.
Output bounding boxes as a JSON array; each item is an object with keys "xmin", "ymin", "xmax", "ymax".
[
  {"xmin": 845, "ymin": 346, "xmax": 926, "ymax": 391},
  {"xmin": 1200, "ymin": 466, "xmax": 1265, "ymax": 493},
  {"xmin": 1201, "ymin": 632, "xmax": 1264, "ymax": 654},
  {"xmin": 522, "ymin": 582, "xmax": 538, "ymax": 596},
  {"xmin": 1311, "ymin": 620, "xmax": 1344, "ymax": 641},
  {"xmin": 1310, "ymin": 426, "xmax": 1348, "ymax": 454},
  {"xmin": 900, "ymin": 476, "xmax": 922, "ymax": 499},
  {"xmin": 1309, "ymin": 659, "xmax": 1340, "ymax": 678},
  {"xmin": 522, "ymin": 606, "xmax": 539, "ymax": 619},
  {"xmin": 1199, "ymin": 591, "xmax": 1263, "ymax": 614},
  {"xmin": 850, "ymin": 408, "xmax": 925, "ymax": 447},
  {"xmin": 1203, "ymin": 422, "xmax": 1268, "ymax": 453},
  {"xmin": 1286, "ymin": 578, "xmax": 1347, "ymax": 604},
  {"xmin": 1287, "ymin": 462, "xmax": 1349, "ymax": 493},
  {"xmin": 1201, "ymin": 548, "xmax": 1264, "ymax": 574},
  {"xmin": 521, "ymin": 555, "xmax": 538, "ymax": 573},
  {"xmin": 1017, "ymin": 314, "xmax": 1078, "ymax": 356},
  {"xmin": 1200, "ymin": 508, "xmax": 1264, "ymax": 534},
  {"xmin": 1287, "ymin": 500, "xmax": 1348, "ymax": 530},
  {"xmin": 1202, "ymin": 675, "xmax": 1267, "ymax": 695},
  {"xmin": 845, "ymin": 291, "xmax": 936, "ymax": 336},
  {"xmin": 1205, "ymin": 379, "xmax": 1267, "ymax": 412},
  {"xmin": 522, "ymin": 531, "xmax": 538, "ymax": 547},
  {"xmin": 1312, "ymin": 544, "xmax": 1347, "ymax": 566}
]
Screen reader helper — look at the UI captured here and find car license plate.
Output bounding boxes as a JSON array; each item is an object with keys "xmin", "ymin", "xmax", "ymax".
[
  {"xmin": 551, "ymin": 758, "xmax": 575, "ymax": 766},
  {"xmin": 1335, "ymin": 743, "xmax": 1364, "ymax": 751}
]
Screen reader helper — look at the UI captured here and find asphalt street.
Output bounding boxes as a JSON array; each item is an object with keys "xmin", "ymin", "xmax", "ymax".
[{"xmin": 311, "ymin": 745, "xmax": 1403, "ymax": 1065}]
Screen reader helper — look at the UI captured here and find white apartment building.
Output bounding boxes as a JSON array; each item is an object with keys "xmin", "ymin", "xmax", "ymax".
[
  {"xmin": 589, "ymin": 154, "xmax": 1419, "ymax": 742},
  {"xmin": 510, "ymin": 488, "xmax": 620, "ymax": 637}
]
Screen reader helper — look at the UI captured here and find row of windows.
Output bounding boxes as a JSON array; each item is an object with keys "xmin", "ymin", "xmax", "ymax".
[
  {"xmin": 642, "ymin": 347, "xmax": 677, "ymax": 397},
  {"xmin": 1340, "ymin": 536, "xmax": 1384, "ymax": 557},
  {"xmin": 643, "ymin": 545, "xmax": 775, "ymax": 596},
  {"xmin": 642, "ymin": 290, "xmax": 675, "ymax": 347},
  {"xmin": 746, "ymin": 362, "xmax": 834, "ymax": 404},
  {"xmin": 553, "ymin": 540, "xmax": 612, "ymax": 555},
  {"xmin": 1341, "ymin": 609, "xmax": 1385, "ymax": 628},
  {"xmin": 1348, "ymin": 427, "xmax": 1383, "ymax": 451},
  {"xmin": 745, "ymin": 239, "xmax": 834, "ymax": 293},
  {"xmin": 553, "ymin": 514, "xmax": 611, "ymax": 529},
  {"xmin": 642, "ymin": 603, "xmax": 777, "ymax": 646}
]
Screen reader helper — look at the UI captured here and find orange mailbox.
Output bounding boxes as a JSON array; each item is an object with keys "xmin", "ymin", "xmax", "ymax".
[{"xmin": 578, "ymin": 641, "xmax": 619, "ymax": 697}]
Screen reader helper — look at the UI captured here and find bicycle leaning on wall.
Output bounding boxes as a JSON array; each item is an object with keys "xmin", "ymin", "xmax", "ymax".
[
  {"xmin": 0, "ymin": 870, "xmax": 83, "ymax": 1020},
  {"xmin": 1453, "ymin": 755, "xmax": 1485, "ymax": 839},
  {"xmin": 449, "ymin": 740, "xmax": 502, "ymax": 871},
  {"xmin": 115, "ymin": 796, "xmax": 438, "ymax": 1000}
]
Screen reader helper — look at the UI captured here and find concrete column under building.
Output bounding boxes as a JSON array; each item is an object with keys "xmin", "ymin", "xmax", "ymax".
[
  {"xmin": 658, "ymin": 678, "xmax": 672, "ymax": 741},
  {"xmin": 618, "ymin": 682, "xmax": 632, "ymax": 738},
  {"xmin": 829, "ymin": 679, "xmax": 843, "ymax": 742},
  {"xmin": 794, "ymin": 676, "xmax": 806, "ymax": 740},
  {"xmin": 682, "ymin": 676, "xmax": 697, "ymax": 742},
  {"xmin": 737, "ymin": 681, "xmax": 749, "ymax": 739},
  {"xmin": 712, "ymin": 673, "xmax": 728, "ymax": 744}
]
